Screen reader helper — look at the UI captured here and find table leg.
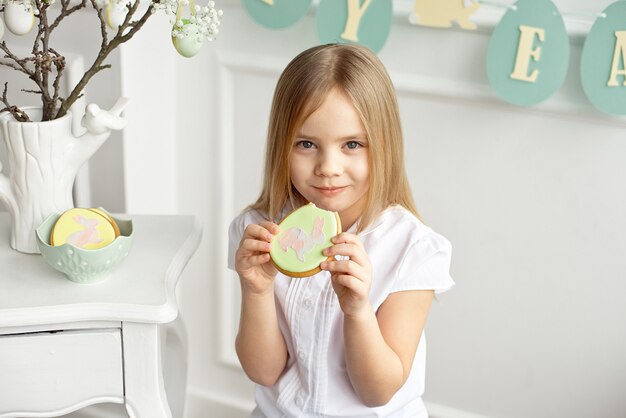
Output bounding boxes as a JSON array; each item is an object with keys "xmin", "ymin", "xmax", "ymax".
[
  {"xmin": 162, "ymin": 314, "xmax": 188, "ymax": 418},
  {"xmin": 122, "ymin": 322, "xmax": 171, "ymax": 418}
]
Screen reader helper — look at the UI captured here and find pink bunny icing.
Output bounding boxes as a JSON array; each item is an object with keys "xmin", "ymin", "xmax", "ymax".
[
  {"xmin": 67, "ymin": 215, "xmax": 104, "ymax": 247},
  {"xmin": 278, "ymin": 216, "xmax": 326, "ymax": 262}
]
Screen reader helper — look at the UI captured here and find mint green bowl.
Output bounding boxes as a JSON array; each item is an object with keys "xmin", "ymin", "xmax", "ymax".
[{"xmin": 36, "ymin": 211, "xmax": 134, "ymax": 284}]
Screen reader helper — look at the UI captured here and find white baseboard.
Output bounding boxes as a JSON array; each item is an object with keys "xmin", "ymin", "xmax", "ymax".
[
  {"xmin": 184, "ymin": 387, "xmax": 493, "ymax": 418},
  {"xmin": 185, "ymin": 387, "xmax": 254, "ymax": 418},
  {"xmin": 425, "ymin": 401, "xmax": 492, "ymax": 418},
  {"xmin": 61, "ymin": 390, "xmax": 490, "ymax": 418}
]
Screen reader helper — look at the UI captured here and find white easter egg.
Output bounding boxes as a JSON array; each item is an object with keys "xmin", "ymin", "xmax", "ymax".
[
  {"xmin": 172, "ymin": 21, "xmax": 203, "ymax": 58},
  {"xmin": 4, "ymin": 2, "xmax": 35, "ymax": 36},
  {"xmin": 106, "ymin": 3, "xmax": 127, "ymax": 30},
  {"xmin": 0, "ymin": 16, "xmax": 5, "ymax": 40}
]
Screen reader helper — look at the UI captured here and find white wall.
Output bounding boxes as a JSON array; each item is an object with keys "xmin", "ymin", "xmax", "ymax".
[
  {"xmin": 2, "ymin": 1, "xmax": 626, "ymax": 417},
  {"xmin": 173, "ymin": 1, "xmax": 626, "ymax": 417}
]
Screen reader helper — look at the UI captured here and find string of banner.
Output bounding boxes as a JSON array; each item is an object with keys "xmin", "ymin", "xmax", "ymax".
[{"xmin": 242, "ymin": 0, "xmax": 626, "ymax": 116}]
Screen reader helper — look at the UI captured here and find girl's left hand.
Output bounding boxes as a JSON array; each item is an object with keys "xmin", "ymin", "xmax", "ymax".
[{"xmin": 321, "ymin": 233, "xmax": 372, "ymax": 318}]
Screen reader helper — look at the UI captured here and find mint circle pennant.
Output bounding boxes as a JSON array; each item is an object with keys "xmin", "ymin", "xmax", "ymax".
[
  {"xmin": 486, "ymin": 0, "xmax": 569, "ymax": 106},
  {"xmin": 581, "ymin": 1, "xmax": 626, "ymax": 115},
  {"xmin": 316, "ymin": 0, "xmax": 392, "ymax": 53},
  {"xmin": 243, "ymin": 0, "xmax": 312, "ymax": 30}
]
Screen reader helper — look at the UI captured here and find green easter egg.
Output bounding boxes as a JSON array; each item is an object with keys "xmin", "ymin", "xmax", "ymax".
[
  {"xmin": 581, "ymin": 1, "xmax": 626, "ymax": 115},
  {"xmin": 172, "ymin": 20, "xmax": 204, "ymax": 58},
  {"xmin": 486, "ymin": 0, "xmax": 569, "ymax": 106},
  {"xmin": 243, "ymin": 0, "xmax": 312, "ymax": 29},
  {"xmin": 316, "ymin": 0, "xmax": 392, "ymax": 53}
]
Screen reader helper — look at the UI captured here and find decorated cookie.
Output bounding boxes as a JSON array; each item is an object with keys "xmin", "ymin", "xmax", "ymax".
[
  {"xmin": 50, "ymin": 208, "xmax": 120, "ymax": 250},
  {"xmin": 88, "ymin": 207, "xmax": 121, "ymax": 237},
  {"xmin": 270, "ymin": 203, "xmax": 341, "ymax": 278}
]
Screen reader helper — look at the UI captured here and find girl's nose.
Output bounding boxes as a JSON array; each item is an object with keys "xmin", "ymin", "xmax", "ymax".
[{"xmin": 315, "ymin": 151, "xmax": 343, "ymax": 177}]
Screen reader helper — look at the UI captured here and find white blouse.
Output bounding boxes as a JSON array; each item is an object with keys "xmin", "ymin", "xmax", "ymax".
[{"xmin": 228, "ymin": 205, "xmax": 454, "ymax": 418}]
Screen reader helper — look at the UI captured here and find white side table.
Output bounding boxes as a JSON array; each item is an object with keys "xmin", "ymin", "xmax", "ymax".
[{"xmin": 0, "ymin": 213, "xmax": 202, "ymax": 418}]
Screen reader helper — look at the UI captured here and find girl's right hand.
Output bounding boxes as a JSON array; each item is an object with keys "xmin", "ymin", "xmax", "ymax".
[{"xmin": 235, "ymin": 221, "xmax": 280, "ymax": 295}]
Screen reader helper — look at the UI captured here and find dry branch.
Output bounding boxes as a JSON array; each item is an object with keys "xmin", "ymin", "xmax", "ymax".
[{"xmin": 2, "ymin": 0, "xmax": 159, "ymax": 121}]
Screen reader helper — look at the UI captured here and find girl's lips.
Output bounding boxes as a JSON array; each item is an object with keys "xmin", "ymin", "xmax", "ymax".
[{"xmin": 313, "ymin": 186, "xmax": 347, "ymax": 196}]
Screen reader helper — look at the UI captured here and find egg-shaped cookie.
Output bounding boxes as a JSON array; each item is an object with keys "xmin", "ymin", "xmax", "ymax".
[
  {"xmin": 50, "ymin": 208, "xmax": 119, "ymax": 250},
  {"xmin": 88, "ymin": 207, "xmax": 121, "ymax": 237},
  {"xmin": 270, "ymin": 203, "xmax": 341, "ymax": 278}
]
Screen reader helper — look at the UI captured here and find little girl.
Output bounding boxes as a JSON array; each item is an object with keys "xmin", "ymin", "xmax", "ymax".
[{"xmin": 228, "ymin": 43, "xmax": 454, "ymax": 418}]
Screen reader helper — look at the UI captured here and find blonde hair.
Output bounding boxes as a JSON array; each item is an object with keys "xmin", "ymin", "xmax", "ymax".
[{"xmin": 251, "ymin": 43, "xmax": 419, "ymax": 231}]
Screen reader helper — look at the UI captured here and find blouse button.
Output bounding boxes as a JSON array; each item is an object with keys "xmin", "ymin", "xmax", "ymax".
[
  {"xmin": 295, "ymin": 394, "xmax": 304, "ymax": 408},
  {"xmin": 298, "ymin": 350, "xmax": 306, "ymax": 361},
  {"xmin": 303, "ymin": 298, "xmax": 313, "ymax": 309}
]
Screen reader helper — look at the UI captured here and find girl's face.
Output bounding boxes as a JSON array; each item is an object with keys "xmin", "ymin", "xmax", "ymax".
[{"xmin": 289, "ymin": 88, "xmax": 369, "ymax": 230}]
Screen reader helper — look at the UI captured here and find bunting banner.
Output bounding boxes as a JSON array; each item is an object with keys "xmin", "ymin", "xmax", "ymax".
[
  {"xmin": 581, "ymin": 1, "xmax": 626, "ymax": 115},
  {"xmin": 487, "ymin": 0, "xmax": 569, "ymax": 106},
  {"xmin": 242, "ymin": 0, "xmax": 626, "ymax": 115}
]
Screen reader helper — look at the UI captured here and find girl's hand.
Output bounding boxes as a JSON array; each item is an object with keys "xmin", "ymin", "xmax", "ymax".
[
  {"xmin": 321, "ymin": 233, "xmax": 372, "ymax": 318},
  {"xmin": 235, "ymin": 221, "xmax": 280, "ymax": 295}
]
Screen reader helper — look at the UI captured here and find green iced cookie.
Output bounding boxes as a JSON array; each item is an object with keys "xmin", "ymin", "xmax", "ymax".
[{"xmin": 270, "ymin": 203, "xmax": 341, "ymax": 278}]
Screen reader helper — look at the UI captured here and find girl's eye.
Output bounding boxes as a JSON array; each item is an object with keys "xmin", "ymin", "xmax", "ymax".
[
  {"xmin": 345, "ymin": 141, "xmax": 362, "ymax": 150},
  {"xmin": 296, "ymin": 140, "xmax": 315, "ymax": 149}
]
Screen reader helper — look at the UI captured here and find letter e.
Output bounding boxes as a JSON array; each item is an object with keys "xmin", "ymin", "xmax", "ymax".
[{"xmin": 510, "ymin": 25, "xmax": 546, "ymax": 83}]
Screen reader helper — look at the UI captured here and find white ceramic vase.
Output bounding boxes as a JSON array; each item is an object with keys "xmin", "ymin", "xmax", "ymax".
[{"xmin": 0, "ymin": 108, "xmax": 112, "ymax": 254}]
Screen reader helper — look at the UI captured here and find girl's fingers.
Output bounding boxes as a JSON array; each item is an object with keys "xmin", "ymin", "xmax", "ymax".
[
  {"xmin": 243, "ymin": 223, "xmax": 277, "ymax": 242},
  {"xmin": 326, "ymin": 233, "xmax": 369, "ymax": 266},
  {"xmin": 323, "ymin": 243, "xmax": 367, "ymax": 267},
  {"xmin": 247, "ymin": 253, "xmax": 271, "ymax": 266},
  {"xmin": 331, "ymin": 273, "xmax": 366, "ymax": 293},
  {"xmin": 235, "ymin": 251, "xmax": 270, "ymax": 267},
  {"xmin": 241, "ymin": 238, "xmax": 272, "ymax": 253},
  {"xmin": 237, "ymin": 252, "xmax": 271, "ymax": 273},
  {"xmin": 321, "ymin": 259, "xmax": 363, "ymax": 280},
  {"xmin": 239, "ymin": 222, "xmax": 278, "ymax": 278},
  {"xmin": 259, "ymin": 221, "xmax": 280, "ymax": 235},
  {"xmin": 331, "ymin": 233, "xmax": 364, "ymax": 248}
]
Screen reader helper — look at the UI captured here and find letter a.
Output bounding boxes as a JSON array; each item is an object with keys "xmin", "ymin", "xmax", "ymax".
[
  {"xmin": 608, "ymin": 31, "xmax": 626, "ymax": 87},
  {"xmin": 510, "ymin": 25, "xmax": 546, "ymax": 83},
  {"xmin": 341, "ymin": 0, "xmax": 372, "ymax": 42}
]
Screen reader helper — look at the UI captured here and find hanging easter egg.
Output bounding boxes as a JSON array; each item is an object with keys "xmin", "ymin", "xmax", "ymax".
[
  {"xmin": 486, "ymin": 0, "xmax": 569, "ymax": 106},
  {"xmin": 3, "ymin": 1, "xmax": 35, "ymax": 36},
  {"xmin": 317, "ymin": 0, "xmax": 392, "ymax": 53},
  {"xmin": 243, "ymin": 0, "xmax": 311, "ymax": 30},
  {"xmin": 581, "ymin": 2, "xmax": 626, "ymax": 115},
  {"xmin": 105, "ymin": 2, "xmax": 128, "ymax": 30},
  {"xmin": 172, "ymin": 20, "xmax": 204, "ymax": 58}
]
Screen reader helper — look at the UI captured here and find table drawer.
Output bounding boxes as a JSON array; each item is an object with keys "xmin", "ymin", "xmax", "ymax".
[{"xmin": 0, "ymin": 328, "xmax": 123, "ymax": 416}]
